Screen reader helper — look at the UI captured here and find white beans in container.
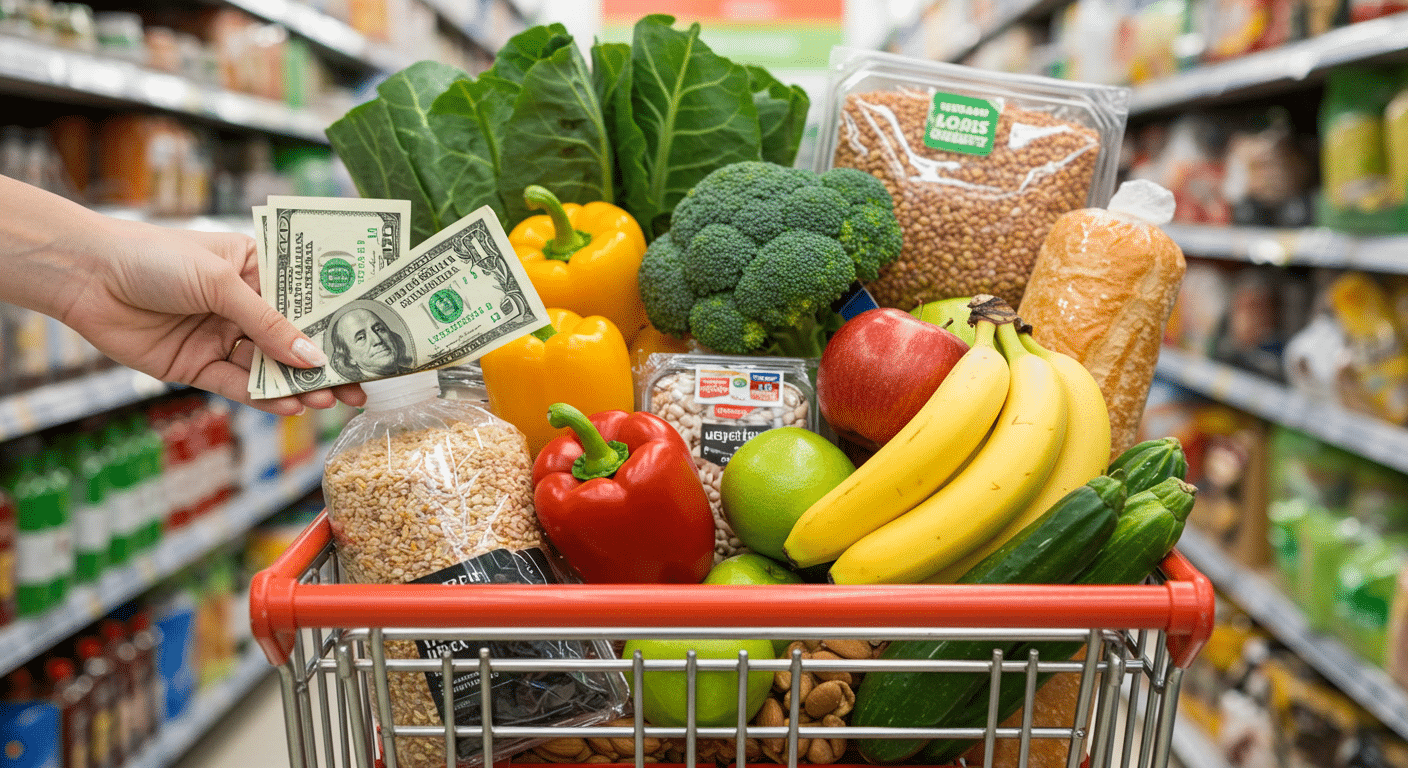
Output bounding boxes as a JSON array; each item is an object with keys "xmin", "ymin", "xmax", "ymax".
[{"xmin": 636, "ymin": 354, "xmax": 819, "ymax": 563}]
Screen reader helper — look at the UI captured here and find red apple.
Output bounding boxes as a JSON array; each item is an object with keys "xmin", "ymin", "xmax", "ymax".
[{"xmin": 817, "ymin": 308, "xmax": 970, "ymax": 451}]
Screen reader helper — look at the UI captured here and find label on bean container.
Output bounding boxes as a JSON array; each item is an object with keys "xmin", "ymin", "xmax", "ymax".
[
  {"xmin": 924, "ymin": 92, "xmax": 998, "ymax": 156},
  {"xmin": 411, "ymin": 549, "xmax": 620, "ymax": 762},
  {"xmin": 693, "ymin": 366, "xmax": 784, "ymax": 406}
]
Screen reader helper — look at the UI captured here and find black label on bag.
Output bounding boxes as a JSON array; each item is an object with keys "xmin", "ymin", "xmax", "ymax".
[
  {"xmin": 699, "ymin": 416, "xmax": 770, "ymax": 467},
  {"xmin": 411, "ymin": 548, "xmax": 614, "ymax": 762}
]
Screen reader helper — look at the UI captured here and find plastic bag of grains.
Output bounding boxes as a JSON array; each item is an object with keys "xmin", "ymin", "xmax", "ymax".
[
  {"xmin": 634, "ymin": 353, "xmax": 819, "ymax": 563},
  {"xmin": 323, "ymin": 371, "xmax": 627, "ymax": 768},
  {"xmin": 812, "ymin": 48, "xmax": 1130, "ymax": 310}
]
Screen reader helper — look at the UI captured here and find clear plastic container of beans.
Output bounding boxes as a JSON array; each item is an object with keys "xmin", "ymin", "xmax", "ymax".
[
  {"xmin": 635, "ymin": 353, "xmax": 819, "ymax": 563},
  {"xmin": 812, "ymin": 48, "xmax": 1129, "ymax": 311}
]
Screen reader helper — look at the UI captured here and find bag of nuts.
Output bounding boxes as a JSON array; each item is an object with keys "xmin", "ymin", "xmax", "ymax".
[
  {"xmin": 323, "ymin": 371, "xmax": 628, "ymax": 768},
  {"xmin": 635, "ymin": 353, "xmax": 820, "ymax": 564},
  {"xmin": 812, "ymin": 48, "xmax": 1129, "ymax": 310}
]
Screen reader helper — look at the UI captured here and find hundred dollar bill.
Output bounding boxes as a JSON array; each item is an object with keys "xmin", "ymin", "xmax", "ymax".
[
  {"xmin": 249, "ymin": 205, "xmax": 550, "ymax": 399},
  {"xmin": 248, "ymin": 196, "xmax": 410, "ymax": 396}
]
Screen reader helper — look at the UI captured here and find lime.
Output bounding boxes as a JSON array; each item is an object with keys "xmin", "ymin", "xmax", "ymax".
[{"xmin": 720, "ymin": 427, "xmax": 855, "ymax": 562}]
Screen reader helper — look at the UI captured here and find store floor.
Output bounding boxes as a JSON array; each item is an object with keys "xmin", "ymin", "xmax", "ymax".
[{"xmin": 177, "ymin": 674, "xmax": 292, "ymax": 768}]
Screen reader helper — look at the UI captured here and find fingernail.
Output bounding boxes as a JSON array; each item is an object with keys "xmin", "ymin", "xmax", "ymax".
[{"xmin": 292, "ymin": 337, "xmax": 328, "ymax": 367}]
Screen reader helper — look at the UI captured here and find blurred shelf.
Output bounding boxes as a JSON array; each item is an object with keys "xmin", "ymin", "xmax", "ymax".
[
  {"xmin": 1130, "ymin": 11, "xmax": 1408, "ymax": 114},
  {"xmin": 127, "ymin": 646, "xmax": 273, "ymax": 768},
  {"xmin": 0, "ymin": 35, "xmax": 330, "ymax": 142},
  {"xmin": 1165, "ymin": 223, "xmax": 1408, "ymax": 273},
  {"xmin": 95, "ymin": 207, "xmax": 258, "ymax": 238},
  {"xmin": 1171, "ymin": 711, "xmax": 1232, "ymax": 768},
  {"xmin": 0, "ymin": 445, "xmax": 327, "ymax": 678},
  {"xmin": 1155, "ymin": 347, "xmax": 1408, "ymax": 475},
  {"xmin": 0, "ymin": 367, "xmax": 172, "ymax": 442},
  {"xmin": 223, "ymin": 0, "xmax": 417, "ymax": 72},
  {"xmin": 940, "ymin": 0, "xmax": 1073, "ymax": 62},
  {"xmin": 420, "ymin": 0, "xmax": 523, "ymax": 54},
  {"xmin": 1178, "ymin": 526, "xmax": 1408, "ymax": 740}
]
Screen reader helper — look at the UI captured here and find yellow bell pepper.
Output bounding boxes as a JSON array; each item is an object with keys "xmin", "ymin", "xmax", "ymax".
[
  {"xmin": 481, "ymin": 307, "xmax": 636, "ymax": 457},
  {"xmin": 510, "ymin": 185, "xmax": 649, "ymax": 346}
]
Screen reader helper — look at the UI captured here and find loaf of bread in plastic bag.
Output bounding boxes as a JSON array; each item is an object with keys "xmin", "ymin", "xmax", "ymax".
[{"xmin": 1017, "ymin": 180, "xmax": 1186, "ymax": 461}]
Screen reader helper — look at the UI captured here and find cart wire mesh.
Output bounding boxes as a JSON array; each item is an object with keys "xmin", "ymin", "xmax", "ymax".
[{"xmin": 252, "ymin": 514, "xmax": 1214, "ymax": 768}]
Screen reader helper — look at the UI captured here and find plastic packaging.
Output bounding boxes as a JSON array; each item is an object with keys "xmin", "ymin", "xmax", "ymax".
[
  {"xmin": 322, "ymin": 371, "xmax": 627, "ymax": 768},
  {"xmin": 635, "ymin": 354, "xmax": 818, "ymax": 563},
  {"xmin": 813, "ymin": 48, "xmax": 1129, "ymax": 310}
]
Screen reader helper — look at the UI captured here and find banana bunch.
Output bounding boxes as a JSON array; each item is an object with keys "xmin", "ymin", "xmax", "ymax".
[{"xmin": 783, "ymin": 296, "xmax": 1112, "ymax": 585}]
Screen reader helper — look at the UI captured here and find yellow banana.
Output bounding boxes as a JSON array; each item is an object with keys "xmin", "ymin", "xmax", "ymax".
[
  {"xmin": 830, "ymin": 318, "xmax": 1068, "ymax": 584},
  {"xmin": 924, "ymin": 329, "xmax": 1110, "ymax": 583},
  {"xmin": 782, "ymin": 318, "xmax": 1010, "ymax": 568}
]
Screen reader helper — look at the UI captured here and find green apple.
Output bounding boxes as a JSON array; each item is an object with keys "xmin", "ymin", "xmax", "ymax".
[
  {"xmin": 621, "ymin": 638, "xmax": 775, "ymax": 727},
  {"xmin": 910, "ymin": 296, "xmax": 977, "ymax": 346},
  {"xmin": 703, "ymin": 553, "xmax": 805, "ymax": 585},
  {"xmin": 721, "ymin": 427, "xmax": 855, "ymax": 562}
]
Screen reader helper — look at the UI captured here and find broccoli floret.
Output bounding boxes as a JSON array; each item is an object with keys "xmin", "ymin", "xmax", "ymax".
[
  {"xmin": 839, "ymin": 202, "xmax": 904, "ymax": 281},
  {"xmin": 682, "ymin": 224, "xmax": 758, "ymax": 296},
  {"xmin": 689, "ymin": 294, "xmax": 767, "ymax": 355},
  {"xmin": 635, "ymin": 161, "xmax": 903, "ymax": 356},
  {"xmin": 821, "ymin": 167, "xmax": 895, "ymax": 211},
  {"xmin": 734, "ymin": 231, "xmax": 854, "ymax": 328},
  {"xmin": 636, "ymin": 233, "xmax": 695, "ymax": 337},
  {"xmin": 781, "ymin": 186, "xmax": 849, "ymax": 237}
]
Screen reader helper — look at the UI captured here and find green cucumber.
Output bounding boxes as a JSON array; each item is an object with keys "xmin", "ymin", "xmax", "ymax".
[
  {"xmin": 917, "ymin": 476, "xmax": 1197, "ymax": 765},
  {"xmin": 1107, "ymin": 437, "xmax": 1188, "ymax": 496},
  {"xmin": 852, "ymin": 474, "xmax": 1125, "ymax": 764}
]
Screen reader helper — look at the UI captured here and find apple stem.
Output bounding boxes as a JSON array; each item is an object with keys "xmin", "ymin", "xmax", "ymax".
[{"xmin": 546, "ymin": 403, "xmax": 629, "ymax": 480}]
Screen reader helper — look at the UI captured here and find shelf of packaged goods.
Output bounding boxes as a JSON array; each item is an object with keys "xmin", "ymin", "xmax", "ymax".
[
  {"xmin": 1177, "ymin": 526, "xmax": 1408, "ymax": 740},
  {"xmin": 1165, "ymin": 223, "xmax": 1408, "ymax": 273},
  {"xmin": 1154, "ymin": 347, "xmax": 1408, "ymax": 475},
  {"xmin": 222, "ymin": 0, "xmax": 416, "ymax": 73},
  {"xmin": 0, "ymin": 445, "xmax": 327, "ymax": 678},
  {"xmin": 1130, "ymin": 11, "xmax": 1408, "ymax": 114},
  {"xmin": 0, "ymin": 367, "xmax": 172, "ymax": 443},
  {"xmin": 0, "ymin": 35, "xmax": 329, "ymax": 143},
  {"xmin": 126, "ymin": 645, "xmax": 273, "ymax": 768},
  {"xmin": 419, "ymin": 0, "xmax": 527, "ymax": 55},
  {"xmin": 940, "ymin": 0, "xmax": 1074, "ymax": 63}
]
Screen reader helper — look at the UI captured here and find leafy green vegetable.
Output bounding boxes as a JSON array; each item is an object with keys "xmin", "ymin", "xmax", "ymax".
[
  {"xmin": 428, "ymin": 74, "xmax": 519, "ymax": 225},
  {"xmin": 324, "ymin": 15, "xmax": 810, "ymax": 246},
  {"xmin": 746, "ymin": 65, "xmax": 810, "ymax": 167},
  {"xmin": 626, "ymin": 15, "xmax": 761, "ymax": 236},
  {"xmin": 376, "ymin": 61, "xmax": 471, "ymax": 239},
  {"xmin": 497, "ymin": 39, "xmax": 616, "ymax": 225},
  {"xmin": 326, "ymin": 98, "xmax": 440, "ymax": 244}
]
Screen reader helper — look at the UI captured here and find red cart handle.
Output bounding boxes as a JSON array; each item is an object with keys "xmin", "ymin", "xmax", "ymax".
[{"xmin": 251, "ymin": 513, "xmax": 1214, "ymax": 669}]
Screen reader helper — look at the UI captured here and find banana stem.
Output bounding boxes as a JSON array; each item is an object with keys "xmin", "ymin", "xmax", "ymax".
[{"xmin": 994, "ymin": 321, "xmax": 1029, "ymax": 360}]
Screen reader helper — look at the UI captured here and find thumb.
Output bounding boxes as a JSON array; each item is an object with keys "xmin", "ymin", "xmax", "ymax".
[{"xmin": 213, "ymin": 268, "xmax": 328, "ymax": 369}]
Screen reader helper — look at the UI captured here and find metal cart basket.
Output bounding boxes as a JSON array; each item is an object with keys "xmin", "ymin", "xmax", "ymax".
[{"xmin": 251, "ymin": 512, "xmax": 1214, "ymax": 768}]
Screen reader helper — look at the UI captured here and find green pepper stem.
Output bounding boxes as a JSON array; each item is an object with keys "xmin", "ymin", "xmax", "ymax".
[
  {"xmin": 546, "ymin": 402, "xmax": 628, "ymax": 480},
  {"xmin": 524, "ymin": 185, "xmax": 592, "ymax": 262}
]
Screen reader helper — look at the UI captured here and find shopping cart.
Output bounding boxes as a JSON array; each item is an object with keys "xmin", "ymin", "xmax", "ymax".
[{"xmin": 250, "ymin": 512, "xmax": 1214, "ymax": 768}]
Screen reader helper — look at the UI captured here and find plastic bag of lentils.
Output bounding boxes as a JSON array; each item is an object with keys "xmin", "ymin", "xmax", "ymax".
[
  {"xmin": 812, "ymin": 48, "xmax": 1129, "ymax": 311},
  {"xmin": 323, "ymin": 371, "xmax": 628, "ymax": 768}
]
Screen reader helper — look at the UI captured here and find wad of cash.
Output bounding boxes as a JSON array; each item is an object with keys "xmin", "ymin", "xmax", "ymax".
[{"xmin": 247, "ymin": 196, "xmax": 550, "ymax": 399}]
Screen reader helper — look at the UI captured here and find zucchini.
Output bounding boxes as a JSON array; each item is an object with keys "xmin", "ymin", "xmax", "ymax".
[
  {"xmin": 917, "ymin": 477, "xmax": 1197, "ymax": 765},
  {"xmin": 852, "ymin": 474, "xmax": 1125, "ymax": 764},
  {"xmin": 1107, "ymin": 437, "xmax": 1188, "ymax": 496}
]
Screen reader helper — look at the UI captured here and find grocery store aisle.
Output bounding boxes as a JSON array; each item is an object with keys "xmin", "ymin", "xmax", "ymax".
[{"xmin": 177, "ymin": 674, "xmax": 291, "ymax": 768}]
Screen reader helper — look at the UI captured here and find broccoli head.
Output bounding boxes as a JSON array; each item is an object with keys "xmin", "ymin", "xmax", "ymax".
[
  {"xmin": 689, "ymin": 294, "xmax": 767, "ymax": 355},
  {"xmin": 636, "ymin": 233, "xmax": 694, "ymax": 338},
  {"xmin": 636, "ymin": 161, "xmax": 902, "ymax": 357},
  {"xmin": 683, "ymin": 224, "xmax": 758, "ymax": 296},
  {"xmin": 821, "ymin": 167, "xmax": 895, "ymax": 211},
  {"xmin": 839, "ymin": 202, "xmax": 904, "ymax": 281},
  {"xmin": 735, "ymin": 231, "xmax": 854, "ymax": 328}
]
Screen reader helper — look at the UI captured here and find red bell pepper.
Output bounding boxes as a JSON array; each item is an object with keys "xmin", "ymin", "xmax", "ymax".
[{"xmin": 532, "ymin": 403, "xmax": 715, "ymax": 584}]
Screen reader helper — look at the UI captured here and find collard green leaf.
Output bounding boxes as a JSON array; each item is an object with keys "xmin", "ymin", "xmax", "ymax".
[
  {"xmin": 746, "ymin": 64, "xmax": 810, "ymax": 167},
  {"xmin": 593, "ymin": 42, "xmax": 654, "ymax": 236},
  {"xmin": 497, "ymin": 40, "xmax": 615, "ymax": 226},
  {"xmin": 428, "ymin": 74, "xmax": 520, "ymax": 225},
  {"xmin": 375, "ymin": 61, "xmax": 471, "ymax": 243},
  {"xmin": 492, "ymin": 23, "xmax": 573, "ymax": 85},
  {"xmin": 628, "ymin": 15, "xmax": 762, "ymax": 234},
  {"xmin": 325, "ymin": 98, "xmax": 440, "ymax": 246}
]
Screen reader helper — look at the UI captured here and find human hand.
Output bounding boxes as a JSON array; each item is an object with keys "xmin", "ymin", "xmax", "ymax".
[{"xmin": 52, "ymin": 215, "xmax": 366, "ymax": 415}]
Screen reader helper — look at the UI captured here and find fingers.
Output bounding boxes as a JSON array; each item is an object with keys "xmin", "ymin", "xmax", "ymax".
[
  {"xmin": 330, "ymin": 382, "xmax": 367, "ymax": 407},
  {"xmin": 207, "ymin": 265, "xmax": 328, "ymax": 370},
  {"xmin": 190, "ymin": 359, "xmax": 306, "ymax": 417}
]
